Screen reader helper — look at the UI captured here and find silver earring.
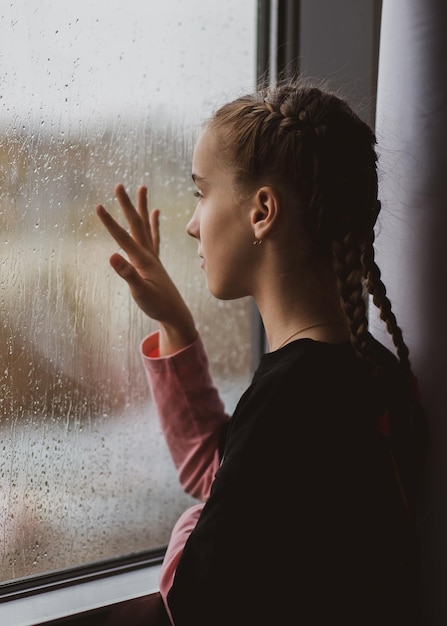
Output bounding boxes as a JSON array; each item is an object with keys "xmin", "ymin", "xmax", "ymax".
[{"xmin": 253, "ymin": 239, "xmax": 262, "ymax": 246}]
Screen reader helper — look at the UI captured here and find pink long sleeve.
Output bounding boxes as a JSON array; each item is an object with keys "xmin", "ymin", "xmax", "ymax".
[
  {"xmin": 141, "ymin": 331, "xmax": 230, "ymax": 501},
  {"xmin": 141, "ymin": 332, "xmax": 231, "ymax": 620},
  {"xmin": 157, "ymin": 503, "xmax": 204, "ymax": 623}
]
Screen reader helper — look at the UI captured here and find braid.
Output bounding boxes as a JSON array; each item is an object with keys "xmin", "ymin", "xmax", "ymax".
[
  {"xmin": 332, "ymin": 232, "xmax": 375, "ymax": 366},
  {"xmin": 361, "ymin": 229, "xmax": 428, "ymax": 490},
  {"xmin": 207, "ymin": 86, "xmax": 327, "ymax": 196},
  {"xmin": 361, "ymin": 229, "xmax": 413, "ymax": 380}
]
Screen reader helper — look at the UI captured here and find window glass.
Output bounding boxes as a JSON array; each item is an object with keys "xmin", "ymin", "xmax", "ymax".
[{"xmin": 0, "ymin": 0, "xmax": 256, "ymax": 582}]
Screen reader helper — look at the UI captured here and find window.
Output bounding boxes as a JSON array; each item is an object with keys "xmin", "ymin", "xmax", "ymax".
[
  {"xmin": 1, "ymin": 3, "xmax": 382, "ymax": 621},
  {"xmin": 0, "ymin": 0, "xmax": 256, "ymax": 588}
]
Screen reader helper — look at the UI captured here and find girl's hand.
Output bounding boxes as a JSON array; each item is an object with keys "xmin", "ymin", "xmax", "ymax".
[{"xmin": 96, "ymin": 184, "xmax": 197, "ymax": 354}]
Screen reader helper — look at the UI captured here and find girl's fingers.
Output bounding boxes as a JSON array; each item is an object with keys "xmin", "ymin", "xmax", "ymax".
[
  {"xmin": 97, "ymin": 185, "xmax": 161, "ymax": 261},
  {"xmin": 136, "ymin": 185, "xmax": 155, "ymax": 249},
  {"xmin": 115, "ymin": 183, "xmax": 154, "ymax": 249},
  {"xmin": 96, "ymin": 204, "xmax": 128, "ymax": 245},
  {"xmin": 109, "ymin": 252, "xmax": 128, "ymax": 273},
  {"xmin": 96, "ymin": 204, "xmax": 151, "ymax": 264},
  {"xmin": 150, "ymin": 208, "xmax": 161, "ymax": 257},
  {"xmin": 137, "ymin": 185, "xmax": 150, "ymax": 226},
  {"xmin": 109, "ymin": 252, "xmax": 142, "ymax": 283},
  {"xmin": 108, "ymin": 253, "xmax": 154, "ymax": 312}
]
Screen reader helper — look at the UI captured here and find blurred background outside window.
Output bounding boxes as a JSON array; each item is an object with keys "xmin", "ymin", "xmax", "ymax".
[{"xmin": 0, "ymin": 0, "xmax": 256, "ymax": 583}]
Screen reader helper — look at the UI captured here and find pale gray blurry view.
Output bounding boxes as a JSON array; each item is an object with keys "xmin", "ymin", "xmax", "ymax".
[{"xmin": 0, "ymin": 0, "xmax": 256, "ymax": 582}]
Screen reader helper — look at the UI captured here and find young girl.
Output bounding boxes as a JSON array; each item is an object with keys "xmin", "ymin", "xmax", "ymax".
[{"xmin": 97, "ymin": 79, "xmax": 428, "ymax": 625}]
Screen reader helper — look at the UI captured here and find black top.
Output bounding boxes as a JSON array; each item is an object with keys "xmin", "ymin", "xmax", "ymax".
[{"xmin": 168, "ymin": 337, "xmax": 426, "ymax": 625}]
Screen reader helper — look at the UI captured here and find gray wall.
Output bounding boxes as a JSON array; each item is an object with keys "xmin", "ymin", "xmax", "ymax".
[{"xmin": 299, "ymin": 0, "xmax": 382, "ymax": 126}]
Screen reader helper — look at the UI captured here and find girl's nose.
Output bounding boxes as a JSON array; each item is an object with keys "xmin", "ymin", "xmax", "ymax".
[{"xmin": 186, "ymin": 207, "xmax": 199, "ymax": 239}]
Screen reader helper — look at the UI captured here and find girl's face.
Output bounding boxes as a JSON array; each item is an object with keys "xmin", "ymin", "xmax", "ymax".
[{"xmin": 186, "ymin": 129, "xmax": 259, "ymax": 300}]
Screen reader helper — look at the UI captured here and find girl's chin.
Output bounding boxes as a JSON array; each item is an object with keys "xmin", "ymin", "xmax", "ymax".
[{"xmin": 206, "ymin": 281, "xmax": 246, "ymax": 302}]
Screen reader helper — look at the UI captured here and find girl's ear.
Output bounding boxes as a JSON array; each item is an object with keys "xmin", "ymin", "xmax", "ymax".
[{"xmin": 250, "ymin": 186, "xmax": 281, "ymax": 240}]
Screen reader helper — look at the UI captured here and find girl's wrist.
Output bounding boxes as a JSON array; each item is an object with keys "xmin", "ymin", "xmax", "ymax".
[{"xmin": 158, "ymin": 312, "xmax": 198, "ymax": 356}]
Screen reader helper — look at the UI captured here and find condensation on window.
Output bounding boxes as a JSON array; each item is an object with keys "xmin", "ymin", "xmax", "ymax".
[{"xmin": 0, "ymin": 0, "xmax": 256, "ymax": 582}]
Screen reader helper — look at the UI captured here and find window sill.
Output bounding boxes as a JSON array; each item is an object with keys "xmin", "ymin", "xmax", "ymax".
[{"xmin": 0, "ymin": 562, "xmax": 162, "ymax": 626}]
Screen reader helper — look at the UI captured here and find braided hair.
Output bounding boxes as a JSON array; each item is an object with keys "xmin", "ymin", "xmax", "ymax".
[{"xmin": 207, "ymin": 79, "xmax": 413, "ymax": 383}]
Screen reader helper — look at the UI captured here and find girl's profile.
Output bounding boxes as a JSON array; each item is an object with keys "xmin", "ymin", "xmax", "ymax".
[{"xmin": 97, "ymin": 77, "xmax": 428, "ymax": 626}]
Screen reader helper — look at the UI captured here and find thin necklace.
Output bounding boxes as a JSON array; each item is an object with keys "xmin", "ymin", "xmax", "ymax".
[{"xmin": 275, "ymin": 322, "xmax": 345, "ymax": 351}]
